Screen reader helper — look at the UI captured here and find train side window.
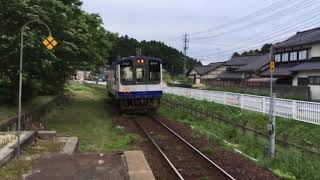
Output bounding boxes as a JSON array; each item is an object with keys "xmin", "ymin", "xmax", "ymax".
[
  {"xmin": 120, "ymin": 61, "xmax": 134, "ymax": 85},
  {"xmin": 149, "ymin": 61, "xmax": 161, "ymax": 84}
]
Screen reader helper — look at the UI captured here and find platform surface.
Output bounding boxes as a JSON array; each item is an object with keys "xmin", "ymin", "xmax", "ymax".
[
  {"xmin": 25, "ymin": 153, "xmax": 128, "ymax": 180},
  {"xmin": 124, "ymin": 151, "xmax": 155, "ymax": 180}
]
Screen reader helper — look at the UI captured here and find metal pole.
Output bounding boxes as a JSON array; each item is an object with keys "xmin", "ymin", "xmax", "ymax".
[
  {"xmin": 269, "ymin": 45, "xmax": 276, "ymax": 159},
  {"xmin": 183, "ymin": 33, "xmax": 188, "ymax": 76},
  {"xmin": 17, "ymin": 19, "xmax": 51, "ymax": 159}
]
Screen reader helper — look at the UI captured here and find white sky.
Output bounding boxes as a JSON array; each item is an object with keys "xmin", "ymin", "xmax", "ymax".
[{"xmin": 82, "ymin": 0, "xmax": 320, "ymax": 65}]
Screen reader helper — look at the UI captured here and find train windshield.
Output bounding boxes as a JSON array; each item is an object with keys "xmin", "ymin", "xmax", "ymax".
[
  {"xmin": 120, "ymin": 61, "xmax": 134, "ymax": 84},
  {"xmin": 149, "ymin": 61, "xmax": 161, "ymax": 84},
  {"xmin": 136, "ymin": 67, "xmax": 145, "ymax": 84}
]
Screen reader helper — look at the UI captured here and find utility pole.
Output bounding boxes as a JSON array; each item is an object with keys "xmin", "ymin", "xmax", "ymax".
[
  {"xmin": 171, "ymin": 64, "xmax": 174, "ymax": 77},
  {"xmin": 183, "ymin": 33, "xmax": 189, "ymax": 76},
  {"xmin": 268, "ymin": 44, "xmax": 276, "ymax": 159},
  {"xmin": 136, "ymin": 48, "xmax": 142, "ymax": 56}
]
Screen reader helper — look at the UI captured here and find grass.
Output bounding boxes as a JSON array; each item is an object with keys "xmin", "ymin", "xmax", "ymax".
[
  {"xmin": 0, "ymin": 139, "xmax": 62, "ymax": 180},
  {"xmin": 43, "ymin": 83, "xmax": 142, "ymax": 152},
  {"xmin": 159, "ymin": 94, "xmax": 320, "ymax": 179},
  {"xmin": 0, "ymin": 95, "xmax": 54, "ymax": 121}
]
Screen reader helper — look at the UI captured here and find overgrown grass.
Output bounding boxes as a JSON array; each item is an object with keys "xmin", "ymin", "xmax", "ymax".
[
  {"xmin": 0, "ymin": 95, "xmax": 54, "ymax": 121},
  {"xmin": 159, "ymin": 94, "xmax": 320, "ymax": 179},
  {"xmin": 43, "ymin": 83, "xmax": 141, "ymax": 152}
]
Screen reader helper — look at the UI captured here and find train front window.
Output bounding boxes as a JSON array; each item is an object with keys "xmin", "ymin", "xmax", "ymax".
[
  {"xmin": 120, "ymin": 61, "xmax": 134, "ymax": 84},
  {"xmin": 149, "ymin": 61, "xmax": 161, "ymax": 84},
  {"xmin": 136, "ymin": 67, "xmax": 145, "ymax": 84}
]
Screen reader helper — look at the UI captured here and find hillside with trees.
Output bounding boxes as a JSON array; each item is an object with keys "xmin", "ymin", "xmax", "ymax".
[
  {"xmin": 108, "ymin": 35, "xmax": 201, "ymax": 76},
  {"xmin": 232, "ymin": 43, "xmax": 271, "ymax": 57}
]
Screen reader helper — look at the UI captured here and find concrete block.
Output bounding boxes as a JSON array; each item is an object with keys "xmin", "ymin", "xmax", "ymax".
[
  {"xmin": 124, "ymin": 151, "xmax": 155, "ymax": 180},
  {"xmin": 37, "ymin": 131, "xmax": 56, "ymax": 140},
  {"xmin": 0, "ymin": 131, "xmax": 36, "ymax": 167},
  {"xmin": 61, "ymin": 137, "xmax": 78, "ymax": 155}
]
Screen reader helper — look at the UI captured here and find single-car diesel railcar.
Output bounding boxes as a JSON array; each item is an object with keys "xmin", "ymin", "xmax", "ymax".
[{"xmin": 107, "ymin": 56, "xmax": 163, "ymax": 111}]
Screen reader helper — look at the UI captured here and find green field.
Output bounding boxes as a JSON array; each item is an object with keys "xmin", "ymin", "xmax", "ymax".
[
  {"xmin": 159, "ymin": 94, "xmax": 320, "ymax": 179},
  {"xmin": 0, "ymin": 96, "xmax": 54, "ymax": 121},
  {"xmin": 43, "ymin": 83, "xmax": 141, "ymax": 152}
]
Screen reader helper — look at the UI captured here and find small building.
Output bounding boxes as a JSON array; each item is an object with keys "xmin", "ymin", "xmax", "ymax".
[
  {"xmin": 215, "ymin": 54, "xmax": 270, "ymax": 87},
  {"xmin": 261, "ymin": 27, "xmax": 320, "ymax": 100},
  {"xmin": 187, "ymin": 62, "xmax": 225, "ymax": 84}
]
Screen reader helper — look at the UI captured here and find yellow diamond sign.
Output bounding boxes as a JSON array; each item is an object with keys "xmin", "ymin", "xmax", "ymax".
[
  {"xmin": 42, "ymin": 35, "xmax": 58, "ymax": 50},
  {"xmin": 270, "ymin": 61, "xmax": 275, "ymax": 73}
]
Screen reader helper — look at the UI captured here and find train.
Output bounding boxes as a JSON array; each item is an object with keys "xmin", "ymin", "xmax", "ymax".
[{"xmin": 107, "ymin": 56, "xmax": 163, "ymax": 111}]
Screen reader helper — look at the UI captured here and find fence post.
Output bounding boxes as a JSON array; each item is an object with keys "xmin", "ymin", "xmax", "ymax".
[
  {"xmin": 223, "ymin": 92, "xmax": 227, "ymax": 104},
  {"xmin": 292, "ymin": 101, "xmax": 297, "ymax": 119},
  {"xmin": 240, "ymin": 95, "xmax": 244, "ymax": 109},
  {"xmin": 262, "ymin": 97, "xmax": 266, "ymax": 115}
]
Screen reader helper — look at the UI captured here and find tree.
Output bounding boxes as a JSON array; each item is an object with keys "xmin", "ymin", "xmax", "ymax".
[
  {"xmin": 232, "ymin": 43, "xmax": 271, "ymax": 57},
  {"xmin": 108, "ymin": 36, "xmax": 201, "ymax": 76},
  {"xmin": 0, "ymin": 0, "xmax": 115, "ymax": 102}
]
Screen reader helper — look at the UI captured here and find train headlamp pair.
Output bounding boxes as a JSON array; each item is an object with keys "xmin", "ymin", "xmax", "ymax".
[{"xmin": 137, "ymin": 59, "xmax": 144, "ymax": 64}]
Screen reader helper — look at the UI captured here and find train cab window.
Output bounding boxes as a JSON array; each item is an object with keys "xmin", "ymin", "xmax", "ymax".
[
  {"xmin": 149, "ymin": 61, "xmax": 161, "ymax": 84},
  {"xmin": 120, "ymin": 61, "xmax": 134, "ymax": 84},
  {"xmin": 136, "ymin": 67, "xmax": 145, "ymax": 84}
]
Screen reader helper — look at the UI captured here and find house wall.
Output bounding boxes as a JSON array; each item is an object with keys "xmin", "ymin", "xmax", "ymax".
[
  {"xmin": 201, "ymin": 66, "xmax": 226, "ymax": 79},
  {"xmin": 292, "ymin": 71, "xmax": 320, "ymax": 100},
  {"xmin": 310, "ymin": 43, "xmax": 320, "ymax": 58}
]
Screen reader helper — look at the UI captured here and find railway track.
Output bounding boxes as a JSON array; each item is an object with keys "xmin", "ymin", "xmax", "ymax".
[{"xmin": 135, "ymin": 115, "xmax": 236, "ymax": 180}]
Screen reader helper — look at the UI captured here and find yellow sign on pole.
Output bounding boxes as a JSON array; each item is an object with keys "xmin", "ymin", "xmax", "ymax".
[
  {"xmin": 42, "ymin": 35, "xmax": 58, "ymax": 50},
  {"xmin": 270, "ymin": 61, "xmax": 275, "ymax": 73}
]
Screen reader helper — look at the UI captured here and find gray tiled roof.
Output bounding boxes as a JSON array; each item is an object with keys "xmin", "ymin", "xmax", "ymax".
[
  {"xmin": 225, "ymin": 54, "xmax": 268, "ymax": 66},
  {"xmin": 290, "ymin": 59, "xmax": 320, "ymax": 71},
  {"xmin": 216, "ymin": 71, "xmax": 243, "ymax": 80},
  {"xmin": 276, "ymin": 27, "xmax": 320, "ymax": 48},
  {"xmin": 236, "ymin": 54, "xmax": 270, "ymax": 72},
  {"xmin": 191, "ymin": 62, "xmax": 224, "ymax": 75}
]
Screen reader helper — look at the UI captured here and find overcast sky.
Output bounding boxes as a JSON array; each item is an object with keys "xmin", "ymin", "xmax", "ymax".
[{"xmin": 82, "ymin": 0, "xmax": 320, "ymax": 64}]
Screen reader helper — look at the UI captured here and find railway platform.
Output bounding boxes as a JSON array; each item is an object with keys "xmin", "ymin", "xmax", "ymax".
[{"xmin": 23, "ymin": 151, "xmax": 154, "ymax": 180}]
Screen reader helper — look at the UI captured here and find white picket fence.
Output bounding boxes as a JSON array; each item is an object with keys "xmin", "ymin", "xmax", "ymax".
[{"xmin": 163, "ymin": 87, "xmax": 320, "ymax": 125}]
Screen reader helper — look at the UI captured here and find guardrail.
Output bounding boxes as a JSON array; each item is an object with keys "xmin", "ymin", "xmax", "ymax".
[
  {"xmin": 0, "ymin": 95, "xmax": 65, "ymax": 131},
  {"xmin": 164, "ymin": 87, "xmax": 320, "ymax": 125}
]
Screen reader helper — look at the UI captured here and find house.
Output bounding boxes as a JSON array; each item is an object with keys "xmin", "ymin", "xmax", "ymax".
[
  {"xmin": 187, "ymin": 62, "xmax": 225, "ymax": 84},
  {"xmin": 215, "ymin": 54, "xmax": 270, "ymax": 87},
  {"xmin": 261, "ymin": 27, "xmax": 320, "ymax": 100}
]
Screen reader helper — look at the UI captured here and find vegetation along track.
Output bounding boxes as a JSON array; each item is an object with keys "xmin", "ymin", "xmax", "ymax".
[{"xmin": 135, "ymin": 115, "xmax": 236, "ymax": 180}]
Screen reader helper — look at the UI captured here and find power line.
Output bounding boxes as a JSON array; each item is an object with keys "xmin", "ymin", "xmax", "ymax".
[
  {"xmin": 192, "ymin": 11, "xmax": 320, "ymax": 59},
  {"xmin": 190, "ymin": 0, "xmax": 298, "ymax": 36},
  {"xmin": 191, "ymin": 0, "xmax": 319, "ymax": 40},
  {"xmin": 166, "ymin": 0, "xmax": 299, "ymax": 42}
]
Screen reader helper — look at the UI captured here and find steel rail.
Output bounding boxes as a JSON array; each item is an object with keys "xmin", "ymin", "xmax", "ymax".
[
  {"xmin": 149, "ymin": 115, "xmax": 236, "ymax": 180},
  {"xmin": 135, "ymin": 120, "xmax": 184, "ymax": 180}
]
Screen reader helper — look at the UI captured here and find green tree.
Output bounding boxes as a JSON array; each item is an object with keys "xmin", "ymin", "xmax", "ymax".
[
  {"xmin": 108, "ymin": 36, "xmax": 201, "ymax": 76},
  {"xmin": 0, "ymin": 0, "xmax": 115, "ymax": 102}
]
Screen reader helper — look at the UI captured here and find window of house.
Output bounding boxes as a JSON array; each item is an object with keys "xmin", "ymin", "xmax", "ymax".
[
  {"xmin": 309, "ymin": 76, "xmax": 320, "ymax": 85},
  {"xmin": 282, "ymin": 52, "xmax": 289, "ymax": 62},
  {"xmin": 290, "ymin": 51, "xmax": 297, "ymax": 61},
  {"xmin": 275, "ymin": 54, "xmax": 281, "ymax": 62},
  {"xmin": 298, "ymin": 50, "xmax": 307, "ymax": 60},
  {"xmin": 298, "ymin": 78, "xmax": 308, "ymax": 86}
]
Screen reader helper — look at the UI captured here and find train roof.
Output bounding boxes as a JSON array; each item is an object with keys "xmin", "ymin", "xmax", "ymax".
[{"xmin": 113, "ymin": 56, "xmax": 162, "ymax": 65}]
